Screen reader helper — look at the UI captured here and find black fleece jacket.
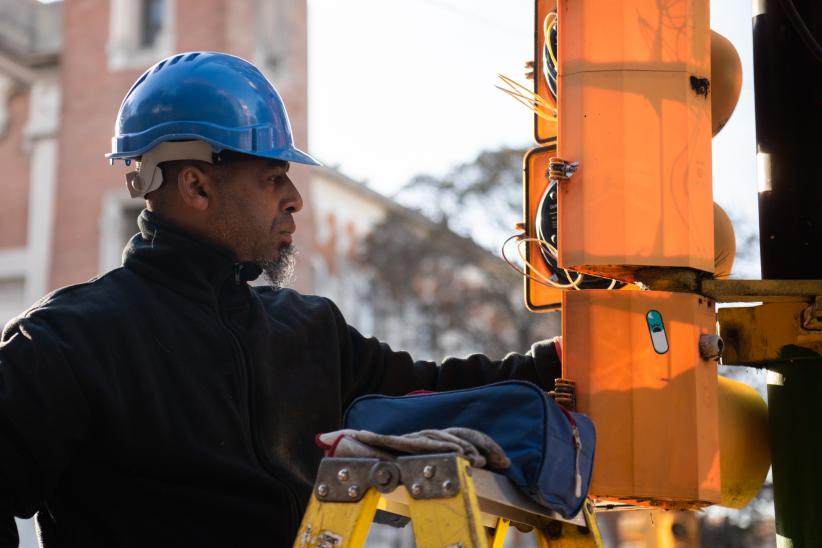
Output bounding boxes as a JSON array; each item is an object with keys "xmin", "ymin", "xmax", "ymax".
[{"xmin": 0, "ymin": 210, "xmax": 561, "ymax": 547}]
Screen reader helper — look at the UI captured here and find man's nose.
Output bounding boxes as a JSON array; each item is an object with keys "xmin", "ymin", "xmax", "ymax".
[{"xmin": 284, "ymin": 177, "xmax": 303, "ymax": 213}]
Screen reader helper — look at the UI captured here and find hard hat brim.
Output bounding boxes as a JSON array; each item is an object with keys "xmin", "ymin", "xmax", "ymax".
[{"xmin": 107, "ymin": 133, "xmax": 322, "ymax": 167}]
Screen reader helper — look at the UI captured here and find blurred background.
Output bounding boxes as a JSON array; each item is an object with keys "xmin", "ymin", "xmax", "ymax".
[{"xmin": 0, "ymin": 0, "xmax": 770, "ymax": 545}]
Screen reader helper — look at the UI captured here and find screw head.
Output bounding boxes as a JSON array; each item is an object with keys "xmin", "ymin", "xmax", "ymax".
[
  {"xmin": 337, "ymin": 468, "xmax": 350, "ymax": 482},
  {"xmin": 422, "ymin": 465, "xmax": 436, "ymax": 479},
  {"xmin": 442, "ymin": 480, "xmax": 453, "ymax": 492},
  {"xmin": 317, "ymin": 484, "xmax": 329, "ymax": 497},
  {"xmin": 549, "ymin": 191, "xmax": 557, "ymax": 201},
  {"xmin": 410, "ymin": 483, "xmax": 422, "ymax": 496},
  {"xmin": 347, "ymin": 485, "xmax": 360, "ymax": 498},
  {"xmin": 374, "ymin": 467, "xmax": 390, "ymax": 485}
]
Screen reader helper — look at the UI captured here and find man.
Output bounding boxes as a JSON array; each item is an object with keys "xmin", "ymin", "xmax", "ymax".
[{"xmin": 0, "ymin": 52, "xmax": 561, "ymax": 547}]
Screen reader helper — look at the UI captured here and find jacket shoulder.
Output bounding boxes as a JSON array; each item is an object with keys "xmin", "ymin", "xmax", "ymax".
[
  {"xmin": 253, "ymin": 287, "xmax": 345, "ymax": 323},
  {"xmin": 2, "ymin": 267, "xmax": 139, "ymax": 339}
]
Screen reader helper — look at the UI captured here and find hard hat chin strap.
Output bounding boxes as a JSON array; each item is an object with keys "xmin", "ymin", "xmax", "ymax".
[{"xmin": 125, "ymin": 141, "xmax": 215, "ymax": 198}]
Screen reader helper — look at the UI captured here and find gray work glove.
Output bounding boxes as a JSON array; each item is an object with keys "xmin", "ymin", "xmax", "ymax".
[{"xmin": 316, "ymin": 427, "xmax": 511, "ymax": 469}]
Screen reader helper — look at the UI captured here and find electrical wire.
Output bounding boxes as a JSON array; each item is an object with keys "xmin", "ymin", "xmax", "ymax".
[
  {"xmin": 544, "ymin": 12, "xmax": 558, "ymax": 69},
  {"xmin": 502, "ymin": 233, "xmax": 622, "ymax": 291},
  {"xmin": 517, "ymin": 237, "xmax": 584, "ymax": 289},
  {"xmin": 496, "ymin": 74, "xmax": 557, "ymax": 120},
  {"xmin": 776, "ymin": 0, "xmax": 822, "ymax": 64},
  {"xmin": 501, "ymin": 233, "xmax": 585, "ymax": 290},
  {"xmin": 542, "ymin": 12, "xmax": 558, "ymax": 104},
  {"xmin": 518, "ymin": 237, "xmax": 584, "ymax": 289},
  {"xmin": 501, "ymin": 233, "xmax": 556, "ymax": 287}
]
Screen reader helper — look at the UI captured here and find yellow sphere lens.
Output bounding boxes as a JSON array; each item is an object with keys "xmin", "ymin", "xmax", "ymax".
[
  {"xmin": 714, "ymin": 202, "xmax": 736, "ymax": 278},
  {"xmin": 711, "ymin": 31, "xmax": 743, "ymax": 136},
  {"xmin": 718, "ymin": 376, "xmax": 771, "ymax": 509}
]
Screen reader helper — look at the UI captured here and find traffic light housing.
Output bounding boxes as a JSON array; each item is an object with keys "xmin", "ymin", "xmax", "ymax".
[
  {"xmin": 521, "ymin": 0, "xmax": 768, "ymax": 510},
  {"xmin": 556, "ymin": 0, "xmax": 713, "ymax": 281}
]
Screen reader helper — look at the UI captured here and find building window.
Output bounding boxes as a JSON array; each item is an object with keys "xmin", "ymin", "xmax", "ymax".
[
  {"xmin": 99, "ymin": 192, "xmax": 143, "ymax": 274},
  {"xmin": 139, "ymin": 0, "xmax": 166, "ymax": 49},
  {"xmin": 108, "ymin": 0, "xmax": 175, "ymax": 71},
  {"xmin": 255, "ymin": 0, "xmax": 290, "ymax": 84},
  {"xmin": 0, "ymin": 276, "xmax": 25, "ymax": 326},
  {"xmin": 0, "ymin": 246, "xmax": 28, "ymax": 325}
]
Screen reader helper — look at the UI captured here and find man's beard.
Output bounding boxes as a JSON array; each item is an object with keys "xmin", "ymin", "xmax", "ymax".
[{"xmin": 258, "ymin": 243, "xmax": 296, "ymax": 288}]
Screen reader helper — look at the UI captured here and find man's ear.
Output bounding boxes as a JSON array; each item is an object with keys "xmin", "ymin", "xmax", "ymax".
[{"xmin": 176, "ymin": 164, "xmax": 213, "ymax": 210}]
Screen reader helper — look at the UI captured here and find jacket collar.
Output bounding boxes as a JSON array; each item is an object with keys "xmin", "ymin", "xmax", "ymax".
[{"xmin": 123, "ymin": 209, "xmax": 262, "ymax": 303}]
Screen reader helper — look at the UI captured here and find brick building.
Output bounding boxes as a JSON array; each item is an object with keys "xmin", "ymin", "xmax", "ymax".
[{"xmin": 0, "ymin": 0, "xmax": 314, "ymax": 326}]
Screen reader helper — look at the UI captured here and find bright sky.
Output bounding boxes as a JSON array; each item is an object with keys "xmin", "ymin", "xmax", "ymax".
[{"xmin": 308, "ymin": 0, "xmax": 761, "ymax": 277}]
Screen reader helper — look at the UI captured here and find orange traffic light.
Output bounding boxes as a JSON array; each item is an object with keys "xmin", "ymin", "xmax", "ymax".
[
  {"xmin": 555, "ymin": 0, "xmax": 713, "ymax": 281},
  {"xmin": 519, "ymin": 0, "xmax": 769, "ymax": 512}
]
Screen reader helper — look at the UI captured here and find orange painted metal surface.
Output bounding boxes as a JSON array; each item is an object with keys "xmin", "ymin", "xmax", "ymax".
[
  {"xmin": 523, "ymin": 145, "xmax": 564, "ymax": 311},
  {"xmin": 556, "ymin": 0, "xmax": 714, "ymax": 280},
  {"xmin": 523, "ymin": 145, "xmax": 640, "ymax": 311},
  {"xmin": 562, "ymin": 289, "xmax": 721, "ymax": 507}
]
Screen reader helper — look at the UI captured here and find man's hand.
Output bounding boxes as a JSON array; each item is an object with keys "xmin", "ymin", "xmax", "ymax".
[{"xmin": 553, "ymin": 335, "xmax": 562, "ymax": 363}]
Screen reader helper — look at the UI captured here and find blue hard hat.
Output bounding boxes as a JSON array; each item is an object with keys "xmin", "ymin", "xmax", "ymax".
[{"xmin": 107, "ymin": 51, "xmax": 320, "ymax": 166}]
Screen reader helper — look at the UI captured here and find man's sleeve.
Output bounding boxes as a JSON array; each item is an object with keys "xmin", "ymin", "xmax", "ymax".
[
  {"xmin": 331, "ymin": 302, "xmax": 561, "ymax": 402},
  {"xmin": 0, "ymin": 316, "xmax": 90, "ymax": 545}
]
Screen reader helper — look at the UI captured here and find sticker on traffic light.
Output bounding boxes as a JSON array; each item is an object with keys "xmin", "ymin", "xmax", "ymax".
[{"xmin": 646, "ymin": 310, "xmax": 669, "ymax": 354}]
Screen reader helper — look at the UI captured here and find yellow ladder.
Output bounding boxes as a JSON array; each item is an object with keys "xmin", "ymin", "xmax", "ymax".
[{"xmin": 293, "ymin": 453, "xmax": 603, "ymax": 547}]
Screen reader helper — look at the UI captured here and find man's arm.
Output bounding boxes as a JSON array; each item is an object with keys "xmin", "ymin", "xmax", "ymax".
[
  {"xmin": 331, "ymin": 301, "xmax": 561, "ymax": 402},
  {"xmin": 0, "ymin": 315, "xmax": 90, "ymax": 545}
]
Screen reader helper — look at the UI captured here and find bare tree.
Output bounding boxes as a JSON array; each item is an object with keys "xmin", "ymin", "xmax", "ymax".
[{"xmin": 357, "ymin": 146, "xmax": 558, "ymax": 360}]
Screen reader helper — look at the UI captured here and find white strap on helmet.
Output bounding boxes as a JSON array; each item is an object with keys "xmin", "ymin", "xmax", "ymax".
[{"xmin": 125, "ymin": 141, "xmax": 214, "ymax": 198}]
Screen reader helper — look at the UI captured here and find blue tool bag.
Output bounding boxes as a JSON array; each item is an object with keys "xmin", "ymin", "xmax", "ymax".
[{"xmin": 344, "ymin": 380, "xmax": 596, "ymax": 518}]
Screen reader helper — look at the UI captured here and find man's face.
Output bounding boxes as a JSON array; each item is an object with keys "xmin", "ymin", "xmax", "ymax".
[{"xmin": 208, "ymin": 157, "xmax": 303, "ymax": 284}]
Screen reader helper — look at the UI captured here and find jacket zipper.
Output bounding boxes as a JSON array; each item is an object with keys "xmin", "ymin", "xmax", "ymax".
[{"xmin": 218, "ymin": 303, "xmax": 300, "ymax": 535}]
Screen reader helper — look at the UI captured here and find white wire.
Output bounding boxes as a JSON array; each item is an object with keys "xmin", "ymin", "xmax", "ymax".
[
  {"xmin": 502, "ymin": 234, "xmax": 626, "ymax": 291},
  {"xmin": 516, "ymin": 238, "xmax": 578, "ymax": 289},
  {"xmin": 516, "ymin": 236, "xmax": 585, "ymax": 290},
  {"xmin": 500, "ymin": 234, "xmax": 561, "ymax": 288},
  {"xmin": 518, "ymin": 237, "xmax": 585, "ymax": 290},
  {"xmin": 500, "ymin": 233, "xmax": 579, "ymax": 289}
]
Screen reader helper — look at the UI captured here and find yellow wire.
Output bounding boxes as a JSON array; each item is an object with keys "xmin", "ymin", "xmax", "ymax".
[
  {"xmin": 544, "ymin": 12, "xmax": 558, "ymax": 70},
  {"xmin": 495, "ymin": 86, "xmax": 557, "ymax": 121},
  {"xmin": 496, "ymin": 74, "xmax": 557, "ymax": 121}
]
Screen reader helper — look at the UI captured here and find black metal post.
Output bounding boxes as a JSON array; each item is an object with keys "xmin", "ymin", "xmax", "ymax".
[{"xmin": 753, "ymin": 1, "xmax": 822, "ymax": 545}]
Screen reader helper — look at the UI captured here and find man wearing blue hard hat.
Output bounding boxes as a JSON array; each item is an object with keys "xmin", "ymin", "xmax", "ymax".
[{"xmin": 0, "ymin": 52, "xmax": 562, "ymax": 546}]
